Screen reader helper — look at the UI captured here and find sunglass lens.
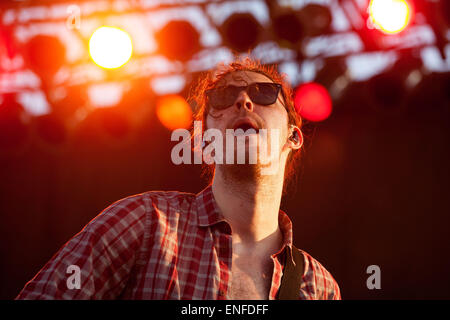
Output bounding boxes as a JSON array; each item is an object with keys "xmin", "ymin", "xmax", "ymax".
[
  {"xmin": 249, "ymin": 83, "xmax": 280, "ymax": 105},
  {"xmin": 208, "ymin": 86, "xmax": 241, "ymax": 110},
  {"xmin": 208, "ymin": 83, "xmax": 280, "ymax": 109}
]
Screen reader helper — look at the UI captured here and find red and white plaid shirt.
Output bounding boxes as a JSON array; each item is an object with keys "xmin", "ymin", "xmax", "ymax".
[{"xmin": 16, "ymin": 185, "xmax": 341, "ymax": 300}]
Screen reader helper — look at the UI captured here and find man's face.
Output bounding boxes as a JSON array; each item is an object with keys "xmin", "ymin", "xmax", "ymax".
[{"xmin": 205, "ymin": 70, "xmax": 292, "ymax": 169}]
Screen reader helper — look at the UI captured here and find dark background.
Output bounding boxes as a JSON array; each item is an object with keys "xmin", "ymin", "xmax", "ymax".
[{"xmin": 1, "ymin": 72, "xmax": 448, "ymax": 300}]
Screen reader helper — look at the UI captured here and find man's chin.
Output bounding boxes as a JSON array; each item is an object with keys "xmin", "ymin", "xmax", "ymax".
[
  {"xmin": 218, "ymin": 162, "xmax": 261, "ymax": 182},
  {"xmin": 217, "ymin": 157, "xmax": 280, "ymax": 181}
]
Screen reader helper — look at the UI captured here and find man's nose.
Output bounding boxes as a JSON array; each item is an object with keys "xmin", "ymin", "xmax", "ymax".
[{"xmin": 234, "ymin": 90, "xmax": 254, "ymax": 111}]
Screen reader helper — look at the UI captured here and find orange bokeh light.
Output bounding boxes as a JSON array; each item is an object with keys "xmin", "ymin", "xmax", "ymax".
[{"xmin": 156, "ymin": 95, "xmax": 193, "ymax": 130}]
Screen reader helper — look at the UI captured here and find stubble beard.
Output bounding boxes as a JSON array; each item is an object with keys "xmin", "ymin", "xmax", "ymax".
[{"xmin": 217, "ymin": 137, "xmax": 279, "ymax": 185}]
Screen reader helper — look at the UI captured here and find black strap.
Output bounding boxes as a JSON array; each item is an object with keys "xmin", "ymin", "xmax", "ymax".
[{"xmin": 278, "ymin": 245, "xmax": 305, "ymax": 300}]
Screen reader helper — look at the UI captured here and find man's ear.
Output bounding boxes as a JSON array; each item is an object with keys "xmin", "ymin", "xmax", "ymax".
[{"xmin": 288, "ymin": 125, "xmax": 303, "ymax": 150}]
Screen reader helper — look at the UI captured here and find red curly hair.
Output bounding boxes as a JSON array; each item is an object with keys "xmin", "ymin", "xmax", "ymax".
[{"xmin": 188, "ymin": 57, "xmax": 303, "ymax": 196}]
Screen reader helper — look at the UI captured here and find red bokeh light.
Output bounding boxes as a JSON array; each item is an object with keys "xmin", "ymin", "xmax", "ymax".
[{"xmin": 294, "ymin": 82, "xmax": 332, "ymax": 122}]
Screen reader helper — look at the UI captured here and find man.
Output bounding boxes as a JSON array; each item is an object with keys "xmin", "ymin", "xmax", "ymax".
[{"xmin": 16, "ymin": 58, "xmax": 341, "ymax": 300}]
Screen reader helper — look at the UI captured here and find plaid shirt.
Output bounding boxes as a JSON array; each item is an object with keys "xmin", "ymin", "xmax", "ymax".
[{"xmin": 16, "ymin": 185, "xmax": 341, "ymax": 300}]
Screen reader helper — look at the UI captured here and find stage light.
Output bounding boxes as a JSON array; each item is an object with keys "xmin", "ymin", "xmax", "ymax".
[
  {"xmin": 220, "ymin": 13, "xmax": 262, "ymax": 53},
  {"xmin": 294, "ymin": 82, "xmax": 332, "ymax": 122},
  {"xmin": 88, "ymin": 82, "xmax": 124, "ymax": 108},
  {"xmin": 369, "ymin": 0, "xmax": 411, "ymax": 34},
  {"xmin": 25, "ymin": 35, "xmax": 66, "ymax": 77},
  {"xmin": 300, "ymin": 4, "xmax": 333, "ymax": 37},
  {"xmin": 156, "ymin": 95, "xmax": 192, "ymax": 131},
  {"xmin": 89, "ymin": 26, "xmax": 133, "ymax": 69},
  {"xmin": 272, "ymin": 11, "xmax": 304, "ymax": 48},
  {"xmin": 155, "ymin": 20, "xmax": 200, "ymax": 62},
  {"xmin": 269, "ymin": 3, "xmax": 331, "ymax": 50}
]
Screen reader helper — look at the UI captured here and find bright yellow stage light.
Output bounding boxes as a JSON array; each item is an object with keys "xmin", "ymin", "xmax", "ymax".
[
  {"xmin": 369, "ymin": 0, "xmax": 411, "ymax": 34},
  {"xmin": 89, "ymin": 26, "xmax": 133, "ymax": 69}
]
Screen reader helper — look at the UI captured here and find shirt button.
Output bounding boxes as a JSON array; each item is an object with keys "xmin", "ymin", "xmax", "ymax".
[{"xmin": 219, "ymin": 290, "xmax": 225, "ymax": 296}]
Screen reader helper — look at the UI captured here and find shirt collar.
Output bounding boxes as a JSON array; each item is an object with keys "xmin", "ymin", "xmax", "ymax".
[
  {"xmin": 195, "ymin": 184, "xmax": 295, "ymax": 263},
  {"xmin": 276, "ymin": 208, "xmax": 295, "ymax": 265},
  {"xmin": 195, "ymin": 184, "xmax": 227, "ymax": 227}
]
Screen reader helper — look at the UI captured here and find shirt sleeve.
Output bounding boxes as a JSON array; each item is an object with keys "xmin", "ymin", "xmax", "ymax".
[{"xmin": 15, "ymin": 195, "xmax": 148, "ymax": 300}]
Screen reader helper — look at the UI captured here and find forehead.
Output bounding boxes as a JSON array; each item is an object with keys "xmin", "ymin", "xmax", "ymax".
[{"xmin": 218, "ymin": 70, "xmax": 274, "ymax": 86}]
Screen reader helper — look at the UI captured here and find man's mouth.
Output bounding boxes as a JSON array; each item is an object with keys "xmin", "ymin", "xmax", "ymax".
[{"xmin": 231, "ymin": 118, "xmax": 260, "ymax": 133}]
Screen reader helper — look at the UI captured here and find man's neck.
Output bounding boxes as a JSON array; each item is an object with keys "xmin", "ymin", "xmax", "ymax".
[{"xmin": 211, "ymin": 166, "xmax": 285, "ymax": 253}]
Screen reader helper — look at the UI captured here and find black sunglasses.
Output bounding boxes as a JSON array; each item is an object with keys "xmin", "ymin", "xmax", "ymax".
[{"xmin": 206, "ymin": 82, "xmax": 282, "ymax": 110}]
